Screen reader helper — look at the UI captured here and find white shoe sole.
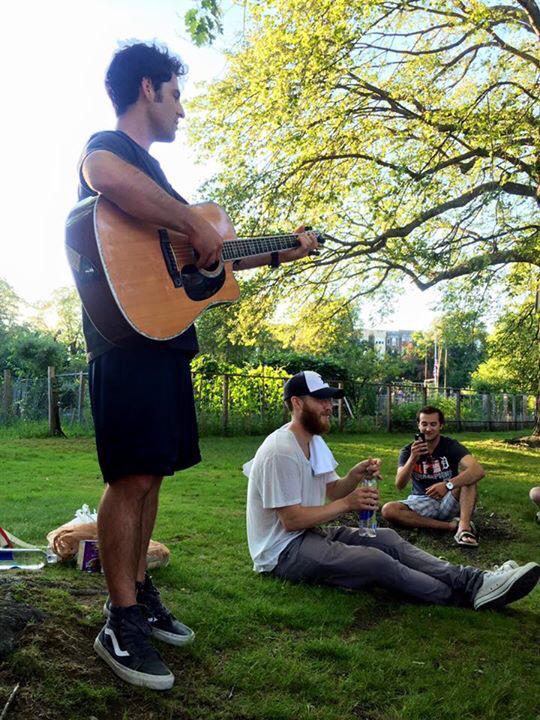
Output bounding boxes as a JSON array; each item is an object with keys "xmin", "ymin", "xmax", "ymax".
[
  {"xmin": 151, "ymin": 626, "xmax": 195, "ymax": 646},
  {"xmin": 94, "ymin": 635, "xmax": 174, "ymax": 691},
  {"xmin": 474, "ymin": 562, "xmax": 540, "ymax": 610},
  {"xmin": 103, "ymin": 602, "xmax": 195, "ymax": 646}
]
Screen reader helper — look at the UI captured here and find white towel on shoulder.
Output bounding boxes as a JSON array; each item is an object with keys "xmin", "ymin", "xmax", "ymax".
[
  {"xmin": 309, "ymin": 435, "xmax": 338, "ymax": 475},
  {"xmin": 242, "ymin": 435, "xmax": 338, "ymax": 478}
]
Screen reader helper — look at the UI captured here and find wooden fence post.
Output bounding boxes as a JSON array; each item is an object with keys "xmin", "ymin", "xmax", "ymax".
[
  {"xmin": 386, "ymin": 384, "xmax": 392, "ymax": 432},
  {"xmin": 2, "ymin": 369, "xmax": 13, "ymax": 419},
  {"xmin": 485, "ymin": 394, "xmax": 492, "ymax": 431},
  {"xmin": 47, "ymin": 366, "xmax": 63, "ymax": 436},
  {"xmin": 502, "ymin": 393, "xmax": 509, "ymax": 430},
  {"xmin": 422, "ymin": 384, "xmax": 428, "ymax": 407},
  {"xmin": 456, "ymin": 391, "xmax": 462, "ymax": 432},
  {"xmin": 77, "ymin": 371, "xmax": 86, "ymax": 423},
  {"xmin": 221, "ymin": 374, "xmax": 229, "ymax": 434},
  {"xmin": 338, "ymin": 382, "xmax": 344, "ymax": 432},
  {"xmin": 260, "ymin": 369, "xmax": 265, "ymax": 425},
  {"xmin": 511, "ymin": 395, "xmax": 517, "ymax": 428}
]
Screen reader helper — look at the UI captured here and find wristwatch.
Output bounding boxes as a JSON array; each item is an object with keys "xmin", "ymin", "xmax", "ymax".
[{"xmin": 445, "ymin": 481, "xmax": 454, "ymax": 491}]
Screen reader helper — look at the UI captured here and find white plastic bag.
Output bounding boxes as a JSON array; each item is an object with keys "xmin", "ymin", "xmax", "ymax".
[
  {"xmin": 70, "ymin": 504, "xmax": 98, "ymax": 525},
  {"xmin": 46, "ymin": 505, "xmax": 170, "ymax": 568},
  {"xmin": 46, "ymin": 504, "xmax": 98, "ymax": 560}
]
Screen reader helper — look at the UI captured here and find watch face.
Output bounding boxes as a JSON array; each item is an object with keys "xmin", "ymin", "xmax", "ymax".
[{"xmin": 446, "ymin": 481, "xmax": 454, "ymax": 490}]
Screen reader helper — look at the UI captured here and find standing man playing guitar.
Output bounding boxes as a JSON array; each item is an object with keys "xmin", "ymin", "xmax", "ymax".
[{"xmin": 78, "ymin": 41, "xmax": 317, "ymax": 690}]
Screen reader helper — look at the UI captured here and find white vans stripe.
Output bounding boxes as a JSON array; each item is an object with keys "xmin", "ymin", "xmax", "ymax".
[{"xmin": 105, "ymin": 628, "xmax": 130, "ymax": 657}]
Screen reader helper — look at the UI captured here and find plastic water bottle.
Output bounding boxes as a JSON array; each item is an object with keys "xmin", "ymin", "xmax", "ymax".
[
  {"xmin": 358, "ymin": 476, "xmax": 378, "ymax": 537},
  {"xmin": 0, "ymin": 548, "xmax": 47, "ymax": 571}
]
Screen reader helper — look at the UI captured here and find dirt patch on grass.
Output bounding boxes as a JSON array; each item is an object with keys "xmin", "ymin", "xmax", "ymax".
[
  {"xmin": 504, "ymin": 435, "xmax": 540, "ymax": 449},
  {"xmin": 0, "ymin": 574, "xmax": 196, "ymax": 720},
  {"xmin": 0, "ymin": 578, "xmax": 45, "ymax": 659},
  {"xmin": 336, "ymin": 505, "xmax": 520, "ymax": 545}
]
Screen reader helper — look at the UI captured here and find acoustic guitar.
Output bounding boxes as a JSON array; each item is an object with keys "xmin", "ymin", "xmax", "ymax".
[{"xmin": 65, "ymin": 195, "xmax": 324, "ymax": 347}]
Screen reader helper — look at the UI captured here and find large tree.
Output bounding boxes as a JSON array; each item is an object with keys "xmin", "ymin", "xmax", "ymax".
[
  {"xmin": 472, "ymin": 269, "xmax": 540, "ymax": 434},
  {"xmin": 190, "ymin": 0, "xmax": 539, "ymax": 298},
  {"xmin": 0, "ymin": 278, "xmax": 21, "ymax": 330},
  {"xmin": 31, "ymin": 287, "xmax": 85, "ymax": 358},
  {"xmin": 413, "ymin": 309, "xmax": 488, "ymax": 387}
]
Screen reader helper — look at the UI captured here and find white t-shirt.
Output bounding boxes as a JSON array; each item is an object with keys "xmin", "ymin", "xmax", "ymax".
[{"xmin": 246, "ymin": 426, "xmax": 339, "ymax": 573}]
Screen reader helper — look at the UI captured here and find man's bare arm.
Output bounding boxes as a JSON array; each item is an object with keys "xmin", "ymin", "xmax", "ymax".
[
  {"xmin": 82, "ymin": 150, "xmax": 223, "ymax": 268},
  {"xmin": 452, "ymin": 455, "xmax": 485, "ymax": 488},
  {"xmin": 396, "ymin": 460, "xmax": 414, "ymax": 490},
  {"xmin": 326, "ymin": 458, "xmax": 381, "ymax": 500},
  {"xmin": 277, "ymin": 485, "xmax": 379, "ymax": 532},
  {"xmin": 395, "ymin": 440, "xmax": 426, "ymax": 490}
]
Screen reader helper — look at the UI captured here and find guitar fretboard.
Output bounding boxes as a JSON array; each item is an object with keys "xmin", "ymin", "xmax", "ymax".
[{"xmin": 221, "ymin": 235, "xmax": 301, "ymax": 261}]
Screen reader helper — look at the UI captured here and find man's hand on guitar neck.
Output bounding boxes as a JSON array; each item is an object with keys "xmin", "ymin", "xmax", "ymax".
[
  {"xmin": 279, "ymin": 225, "xmax": 319, "ymax": 264},
  {"xmin": 235, "ymin": 225, "xmax": 319, "ymax": 271}
]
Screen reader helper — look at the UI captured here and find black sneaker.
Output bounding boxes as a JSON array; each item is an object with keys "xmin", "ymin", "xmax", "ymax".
[
  {"xmin": 103, "ymin": 576, "xmax": 195, "ymax": 647},
  {"xmin": 137, "ymin": 574, "xmax": 195, "ymax": 647},
  {"xmin": 94, "ymin": 604, "xmax": 174, "ymax": 690}
]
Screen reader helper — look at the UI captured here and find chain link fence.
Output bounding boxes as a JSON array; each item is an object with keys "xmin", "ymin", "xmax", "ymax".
[{"xmin": 0, "ymin": 368, "xmax": 536, "ymax": 435}]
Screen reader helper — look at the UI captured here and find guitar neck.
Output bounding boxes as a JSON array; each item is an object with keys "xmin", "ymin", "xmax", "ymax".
[{"xmin": 221, "ymin": 234, "xmax": 301, "ymax": 262}]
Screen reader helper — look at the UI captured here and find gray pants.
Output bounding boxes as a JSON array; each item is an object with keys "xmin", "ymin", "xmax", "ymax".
[{"xmin": 272, "ymin": 527, "xmax": 483, "ymax": 606}]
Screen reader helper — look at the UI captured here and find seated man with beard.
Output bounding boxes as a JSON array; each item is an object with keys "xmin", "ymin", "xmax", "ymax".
[{"xmin": 245, "ymin": 371, "xmax": 540, "ymax": 610}]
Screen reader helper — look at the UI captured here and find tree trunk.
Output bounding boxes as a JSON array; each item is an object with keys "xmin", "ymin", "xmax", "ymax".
[
  {"xmin": 534, "ymin": 392, "xmax": 540, "ymax": 436},
  {"xmin": 533, "ymin": 286, "xmax": 540, "ymax": 436}
]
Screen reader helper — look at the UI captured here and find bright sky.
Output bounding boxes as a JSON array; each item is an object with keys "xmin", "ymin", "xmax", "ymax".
[{"xmin": 1, "ymin": 0, "xmax": 439, "ymax": 332}]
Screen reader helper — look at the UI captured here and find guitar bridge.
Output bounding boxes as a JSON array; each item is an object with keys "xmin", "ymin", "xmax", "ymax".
[{"xmin": 159, "ymin": 229, "xmax": 182, "ymax": 288}]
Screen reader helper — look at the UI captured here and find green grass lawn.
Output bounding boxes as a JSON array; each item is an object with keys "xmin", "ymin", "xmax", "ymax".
[{"xmin": 0, "ymin": 431, "xmax": 539, "ymax": 720}]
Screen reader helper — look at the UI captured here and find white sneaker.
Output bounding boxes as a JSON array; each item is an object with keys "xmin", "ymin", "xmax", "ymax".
[
  {"xmin": 491, "ymin": 560, "xmax": 519, "ymax": 572},
  {"xmin": 474, "ymin": 562, "xmax": 540, "ymax": 610}
]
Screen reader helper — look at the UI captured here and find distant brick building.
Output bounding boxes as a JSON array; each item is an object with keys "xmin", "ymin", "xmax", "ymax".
[
  {"xmin": 385, "ymin": 330, "xmax": 414, "ymax": 355},
  {"xmin": 360, "ymin": 328, "xmax": 414, "ymax": 357}
]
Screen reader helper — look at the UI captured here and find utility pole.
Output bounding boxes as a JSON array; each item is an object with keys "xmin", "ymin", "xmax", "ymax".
[
  {"xmin": 443, "ymin": 345, "xmax": 448, "ymax": 392},
  {"xmin": 433, "ymin": 333, "xmax": 439, "ymax": 390}
]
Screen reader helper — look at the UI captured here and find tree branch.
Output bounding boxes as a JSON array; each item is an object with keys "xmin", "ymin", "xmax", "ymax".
[
  {"xmin": 357, "ymin": 29, "xmax": 476, "ymax": 56},
  {"xmin": 373, "ymin": 250, "xmax": 540, "ymax": 290},
  {"xmin": 516, "ymin": 0, "xmax": 540, "ymax": 37},
  {"xmin": 487, "ymin": 28, "xmax": 540, "ymax": 69},
  {"xmin": 369, "ymin": 181, "xmax": 538, "ymax": 251}
]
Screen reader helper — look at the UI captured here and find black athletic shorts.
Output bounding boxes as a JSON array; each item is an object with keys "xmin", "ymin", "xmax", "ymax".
[{"xmin": 88, "ymin": 346, "xmax": 201, "ymax": 483}]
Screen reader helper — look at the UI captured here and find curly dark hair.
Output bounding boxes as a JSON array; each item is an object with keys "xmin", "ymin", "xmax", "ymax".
[{"xmin": 105, "ymin": 42, "xmax": 188, "ymax": 116}]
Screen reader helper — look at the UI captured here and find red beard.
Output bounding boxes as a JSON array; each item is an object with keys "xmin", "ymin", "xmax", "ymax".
[{"xmin": 300, "ymin": 405, "xmax": 331, "ymax": 435}]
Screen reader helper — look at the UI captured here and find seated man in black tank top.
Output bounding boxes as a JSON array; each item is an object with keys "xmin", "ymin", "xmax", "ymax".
[{"xmin": 78, "ymin": 41, "xmax": 318, "ymax": 691}]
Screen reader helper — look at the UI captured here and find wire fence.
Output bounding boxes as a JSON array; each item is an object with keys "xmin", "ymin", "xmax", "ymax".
[{"xmin": 0, "ymin": 368, "xmax": 537, "ymax": 435}]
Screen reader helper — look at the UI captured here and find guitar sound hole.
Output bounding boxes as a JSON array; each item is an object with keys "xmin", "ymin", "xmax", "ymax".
[{"xmin": 181, "ymin": 264, "xmax": 226, "ymax": 301}]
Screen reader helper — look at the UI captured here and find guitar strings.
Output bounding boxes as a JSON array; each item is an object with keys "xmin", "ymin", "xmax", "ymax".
[{"xmin": 168, "ymin": 232, "xmax": 320, "ymax": 264}]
